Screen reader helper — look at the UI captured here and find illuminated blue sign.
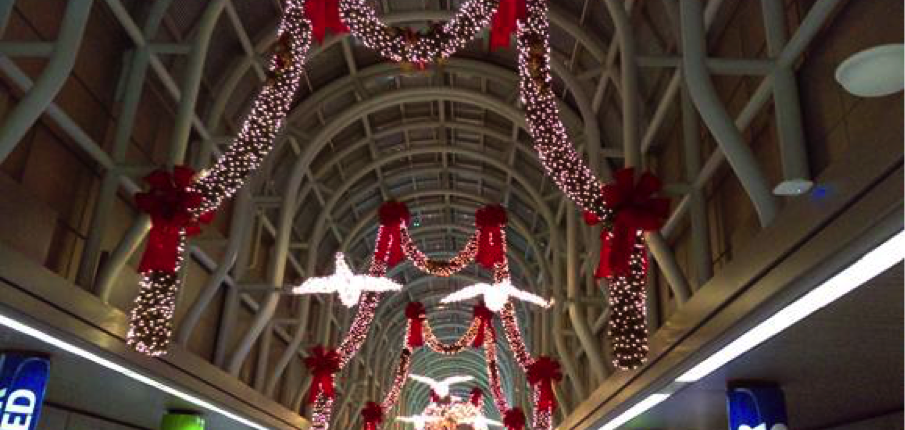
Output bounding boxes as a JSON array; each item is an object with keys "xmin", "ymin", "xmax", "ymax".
[
  {"xmin": 0, "ymin": 353, "xmax": 50, "ymax": 430},
  {"xmin": 727, "ymin": 383, "xmax": 788, "ymax": 430}
]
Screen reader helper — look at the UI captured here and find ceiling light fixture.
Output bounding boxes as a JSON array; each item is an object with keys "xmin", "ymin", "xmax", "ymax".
[
  {"xmin": 677, "ymin": 229, "xmax": 904, "ymax": 383},
  {"xmin": 835, "ymin": 44, "xmax": 905, "ymax": 97},
  {"xmin": 595, "ymin": 393, "xmax": 672, "ymax": 430},
  {"xmin": 0, "ymin": 312, "xmax": 270, "ymax": 430}
]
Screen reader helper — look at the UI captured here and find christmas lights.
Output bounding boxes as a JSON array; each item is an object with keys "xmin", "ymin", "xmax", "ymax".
[
  {"xmin": 288, "ymin": 253, "xmax": 402, "ymax": 307},
  {"xmin": 338, "ymin": 0, "xmax": 500, "ymax": 65},
  {"xmin": 408, "ymin": 374, "xmax": 475, "ymax": 398},
  {"xmin": 396, "ymin": 414, "xmax": 441, "ymax": 430},
  {"xmin": 401, "ymin": 227, "xmax": 478, "ymax": 277}
]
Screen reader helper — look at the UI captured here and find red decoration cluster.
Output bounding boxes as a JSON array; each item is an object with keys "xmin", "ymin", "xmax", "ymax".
[
  {"xmin": 360, "ymin": 402, "xmax": 383, "ymax": 430},
  {"xmin": 527, "ymin": 356, "xmax": 562, "ymax": 413},
  {"xmin": 304, "ymin": 345, "xmax": 342, "ymax": 404},
  {"xmin": 305, "ymin": 0, "xmax": 349, "ymax": 43},
  {"xmin": 586, "ymin": 168, "xmax": 669, "ymax": 278},
  {"xmin": 374, "ymin": 201, "xmax": 410, "ymax": 267},
  {"xmin": 490, "ymin": 0, "xmax": 526, "ymax": 49},
  {"xmin": 469, "ymin": 387, "xmax": 484, "ymax": 406},
  {"xmin": 503, "ymin": 408, "xmax": 527, "ymax": 430},
  {"xmin": 405, "ymin": 302, "xmax": 426, "ymax": 348},
  {"xmin": 135, "ymin": 166, "xmax": 214, "ymax": 273},
  {"xmin": 475, "ymin": 204, "xmax": 508, "ymax": 269},
  {"xmin": 472, "ymin": 304, "xmax": 496, "ymax": 347}
]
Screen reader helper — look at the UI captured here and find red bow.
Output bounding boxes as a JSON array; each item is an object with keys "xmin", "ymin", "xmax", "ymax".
[
  {"xmin": 589, "ymin": 168, "xmax": 669, "ymax": 278},
  {"xmin": 361, "ymin": 402, "xmax": 383, "ymax": 430},
  {"xmin": 304, "ymin": 0, "xmax": 349, "ymax": 43},
  {"xmin": 469, "ymin": 387, "xmax": 484, "ymax": 406},
  {"xmin": 472, "ymin": 304, "xmax": 496, "ymax": 347},
  {"xmin": 490, "ymin": 0, "xmax": 527, "ymax": 49},
  {"xmin": 527, "ymin": 356, "xmax": 562, "ymax": 412},
  {"xmin": 503, "ymin": 408, "xmax": 526, "ymax": 430},
  {"xmin": 405, "ymin": 302, "xmax": 426, "ymax": 348},
  {"xmin": 304, "ymin": 345, "xmax": 341, "ymax": 403},
  {"xmin": 430, "ymin": 389, "xmax": 443, "ymax": 403},
  {"xmin": 374, "ymin": 201, "xmax": 410, "ymax": 267},
  {"xmin": 475, "ymin": 205, "xmax": 508, "ymax": 269},
  {"xmin": 134, "ymin": 166, "xmax": 214, "ymax": 273}
]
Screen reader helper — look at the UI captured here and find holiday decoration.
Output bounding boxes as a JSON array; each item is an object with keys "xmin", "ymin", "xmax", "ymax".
[
  {"xmin": 474, "ymin": 204, "xmax": 508, "ymax": 269},
  {"xmin": 440, "ymin": 279, "xmax": 552, "ymax": 312},
  {"xmin": 374, "ymin": 201, "xmax": 411, "ymax": 267},
  {"xmin": 503, "ymin": 408, "xmax": 526, "ymax": 430},
  {"xmin": 463, "ymin": 415, "xmax": 505, "ymax": 429},
  {"xmin": 360, "ymin": 402, "xmax": 384, "ymax": 430},
  {"xmin": 526, "ymin": 357, "xmax": 562, "ymax": 413},
  {"xmin": 305, "ymin": 0, "xmax": 348, "ymax": 43},
  {"xmin": 396, "ymin": 414, "xmax": 440, "ymax": 430},
  {"xmin": 471, "ymin": 304, "xmax": 496, "ymax": 347},
  {"xmin": 408, "ymin": 374, "xmax": 474, "ymax": 398},
  {"xmin": 587, "ymin": 168, "xmax": 668, "ymax": 278},
  {"xmin": 469, "ymin": 387, "xmax": 485, "ymax": 406},
  {"xmin": 490, "ymin": 0, "xmax": 526, "ymax": 49},
  {"xmin": 305, "ymin": 345, "xmax": 342, "ymax": 403},
  {"xmin": 126, "ymin": 0, "xmax": 311, "ymax": 357},
  {"xmin": 405, "ymin": 302, "xmax": 427, "ymax": 348},
  {"xmin": 288, "ymin": 253, "xmax": 402, "ymax": 307}
]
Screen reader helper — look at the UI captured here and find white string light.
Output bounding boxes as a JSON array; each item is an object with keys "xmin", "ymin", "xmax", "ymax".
[
  {"xmin": 289, "ymin": 253, "xmax": 402, "ymax": 307},
  {"xmin": 440, "ymin": 278, "xmax": 552, "ymax": 312}
]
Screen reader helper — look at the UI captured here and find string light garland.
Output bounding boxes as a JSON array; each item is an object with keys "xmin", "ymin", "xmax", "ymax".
[
  {"xmin": 288, "ymin": 253, "xmax": 402, "ymax": 307},
  {"xmin": 606, "ymin": 232, "xmax": 650, "ymax": 370},
  {"xmin": 401, "ymin": 227, "xmax": 478, "ymax": 277},
  {"xmin": 440, "ymin": 279, "xmax": 552, "ymax": 312},
  {"xmin": 338, "ymin": 0, "xmax": 500, "ymax": 65},
  {"xmin": 126, "ymin": 0, "xmax": 311, "ymax": 356}
]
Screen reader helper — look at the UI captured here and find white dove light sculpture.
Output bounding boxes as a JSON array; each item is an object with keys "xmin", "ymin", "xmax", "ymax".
[
  {"xmin": 289, "ymin": 253, "xmax": 402, "ymax": 307},
  {"xmin": 439, "ymin": 279, "xmax": 552, "ymax": 311},
  {"xmin": 396, "ymin": 414, "xmax": 440, "ymax": 430},
  {"xmin": 463, "ymin": 414, "xmax": 505, "ymax": 430},
  {"xmin": 408, "ymin": 374, "xmax": 475, "ymax": 398}
]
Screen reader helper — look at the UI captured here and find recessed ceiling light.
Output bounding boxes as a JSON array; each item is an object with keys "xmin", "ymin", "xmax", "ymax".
[{"xmin": 835, "ymin": 44, "xmax": 905, "ymax": 97}]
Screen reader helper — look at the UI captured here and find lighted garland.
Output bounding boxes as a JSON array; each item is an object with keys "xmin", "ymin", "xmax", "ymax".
[
  {"xmin": 338, "ymin": 0, "xmax": 500, "ymax": 65},
  {"xmin": 422, "ymin": 315, "xmax": 482, "ymax": 355},
  {"xmin": 401, "ymin": 227, "xmax": 479, "ymax": 277},
  {"xmin": 127, "ymin": 0, "xmax": 311, "ymax": 356}
]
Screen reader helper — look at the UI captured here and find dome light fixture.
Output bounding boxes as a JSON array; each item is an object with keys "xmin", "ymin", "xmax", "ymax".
[{"xmin": 835, "ymin": 44, "xmax": 905, "ymax": 97}]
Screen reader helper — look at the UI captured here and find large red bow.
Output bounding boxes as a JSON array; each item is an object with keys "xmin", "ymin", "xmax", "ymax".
[
  {"xmin": 374, "ymin": 201, "xmax": 410, "ymax": 267},
  {"xmin": 475, "ymin": 205, "xmax": 508, "ymax": 269},
  {"xmin": 490, "ymin": 0, "xmax": 527, "ymax": 49},
  {"xmin": 472, "ymin": 304, "xmax": 496, "ymax": 347},
  {"xmin": 360, "ymin": 402, "xmax": 383, "ymax": 430},
  {"xmin": 527, "ymin": 356, "xmax": 562, "ymax": 412},
  {"xmin": 304, "ymin": 0, "xmax": 349, "ymax": 43},
  {"xmin": 134, "ymin": 166, "xmax": 214, "ymax": 273},
  {"xmin": 469, "ymin": 387, "xmax": 484, "ymax": 406},
  {"xmin": 589, "ymin": 168, "xmax": 669, "ymax": 278},
  {"xmin": 405, "ymin": 302, "xmax": 426, "ymax": 348},
  {"xmin": 503, "ymin": 408, "xmax": 527, "ymax": 430},
  {"xmin": 430, "ymin": 389, "xmax": 443, "ymax": 404},
  {"xmin": 304, "ymin": 345, "xmax": 341, "ymax": 404}
]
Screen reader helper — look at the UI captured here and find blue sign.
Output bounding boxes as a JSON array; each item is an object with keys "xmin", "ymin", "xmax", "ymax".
[
  {"xmin": 727, "ymin": 383, "xmax": 788, "ymax": 430},
  {"xmin": 0, "ymin": 353, "xmax": 50, "ymax": 430}
]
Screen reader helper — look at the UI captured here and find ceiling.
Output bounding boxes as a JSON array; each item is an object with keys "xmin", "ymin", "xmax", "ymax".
[{"xmin": 623, "ymin": 265, "xmax": 904, "ymax": 430}]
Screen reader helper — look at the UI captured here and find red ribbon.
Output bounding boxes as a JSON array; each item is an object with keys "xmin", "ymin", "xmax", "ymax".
[
  {"xmin": 469, "ymin": 387, "xmax": 484, "ymax": 406},
  {"xmin": 475, "ymin": 205, "xmax": 508, "ymax": 269},
  {"xmin": 472, "ymin": 304, "xmax": 496, "ymax": 347},
  {"xmin": 405, "ymin": 302, "xmax": 426, "ymax": 348},
  {"xmin": 304, "ymin": 345, "xmax": 341, "ymax": 404},
  {"xmin": 430, "ymin": 390, "xmax": 443, "ymax": 403},
  {"xmin": 527, "ymin": 356, "xmax": 562, "ymax": 412},
  {"xmin": 360, "ymin": 402, "xmax": 383, "ymax": 430},
  {"xmin": 134, "ymin": 166, "xmax": 214, "ymax": 273},
  {"xmin": 589, "ymin": 168, "xmax": 669, "ymax": 278},
  {"xmin": 490, "ymin": 0, "xmax": 527, "ymax": 50},
  {"xmin": 374, "ymin": 201, "xmax": 410, "ymax": 267},
  {"xmin": 304, "ymin": 0, "xmax": 349, "ymax": 43},
  {"xmin": 503, "ymin": 408, "xmax": 527, "ymax": 430}
]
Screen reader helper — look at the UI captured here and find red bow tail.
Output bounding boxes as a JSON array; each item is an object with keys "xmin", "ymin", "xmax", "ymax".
[
  {"xmin": 527, "ymin": 357, "xmax": 563, "ymax": 413},
  {"xmin": 361, "ymin": 402, "xmax": 383, "ymax": 430},
  {"xmin": 470, "ymin": 387, "xmax": 484, "ymax": 406},
  {"xmin": 472, "ymin": 304, "xmax": 495, "ymax": 347},
  {"xmin": 490, "ymin": 0, "xmax": 527, "ymax": 49},
  {"xmin": 305, "ymin": 0, "xmax": 349, "ymax": 43},
  {"xmin": 304, "ymin": 346, "xmax": 341, "ymax": 404},
  {"xmin": 475, "ymin": 205, "xmax": 508, "ymax": 269},
  {"xmin": 503, "ymin": 408, "xmax": 527, "ymax": 430},
  {"xmin": 374, "ymin": 201, "xmax": 410, "ymax": 267},
  {"xmin": 405, "ymin": 302, "xmax": 426, "ymax": 348}
]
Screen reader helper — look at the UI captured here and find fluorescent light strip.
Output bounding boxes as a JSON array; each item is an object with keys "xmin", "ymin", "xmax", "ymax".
[
  {"xmin": 0, "ymin": 313, "xmax": 269, "ymax": 430},
  {"xmin": 595, "ymin": 393, "xmax": 671, "ymax": 430},
  {"xmin": 677, "ymin": 230, "xmax": 905, "ymax": 383}
]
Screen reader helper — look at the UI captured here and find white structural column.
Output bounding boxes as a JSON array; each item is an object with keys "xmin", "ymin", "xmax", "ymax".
[
  {"xmin": 0, "ymin": 0, "xmax": 94, "ymax": 162},
  {"xmin": 760, "ymin": 0, "xmax": 811, "ymax": 196},
  {"xmin": 681, "ymin": 0, "xmax": 779, "ymax": 227}
]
